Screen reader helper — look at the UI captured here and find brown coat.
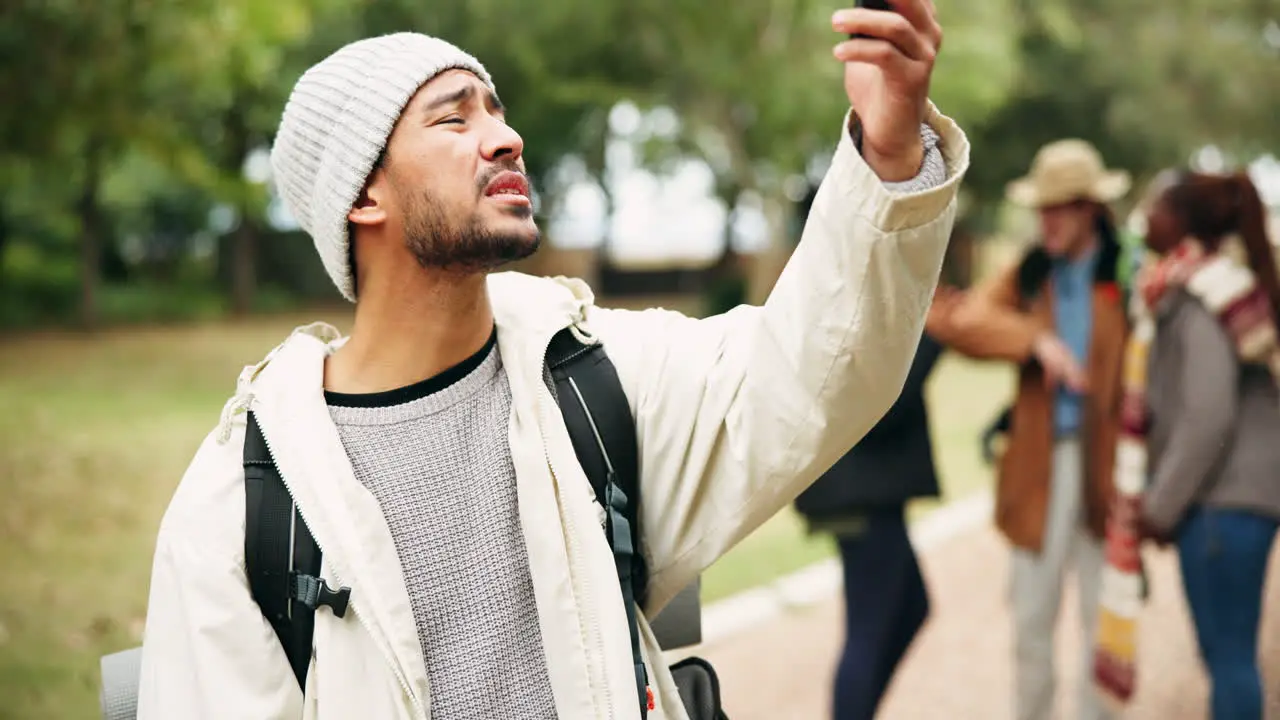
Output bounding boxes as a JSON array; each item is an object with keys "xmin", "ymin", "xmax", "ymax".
[{"xmin": 947, "ymin": 254, "xmax": 1128, "ymax": 552}]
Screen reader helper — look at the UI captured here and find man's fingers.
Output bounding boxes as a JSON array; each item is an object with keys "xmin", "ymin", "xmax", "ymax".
[
  {"xmin": 1066, "ymin": 372, "xmax": 1090, "ymax": 393},
  {"xmin": 885, "ymin": 0, "xmax": 936, "ymax": 36},
  {"xmin": 889, "ymin": 0, "xmax": 944, "ymax": 53},
  {"xmin": 1059, "ymin": 355, "xmax": 1089, "ymax": 392},
  {"xmin": 927, "ymin": 13, "xmax": 943, "ymax": 53},
  {"xmin": 1042, "ymin": 364, "xmax": 1062, "ymax": 390},
  {"xmin": 832, "ymin": 9, "xmax": 934, "ymax": 62},
  {"xmin": 1070, "ymin": 362, "xmax": 1091, "ymax": 391},
  {"xmin": 834, "ymin": 39, "xmax": 926, "ymax": 75},
  {"xmin": 1036, "ymin": 340, "xmax": 1088, "ymax": 392},
  {"xmin": 833, "ymin": 38, "xmax": 915, "ymax": 73}
]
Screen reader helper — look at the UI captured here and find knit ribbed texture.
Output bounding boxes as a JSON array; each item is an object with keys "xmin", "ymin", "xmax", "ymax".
[
  {"xmin": 882, "ymin": 123, "xmax": 946, "ymax": 195},
  {"xmin": 270, "ymin": 33, "xmax": 494, "ymax": 301},
  {"xmin": 328, "ymin": 346, "xmax": 557, "ymax": 719}
]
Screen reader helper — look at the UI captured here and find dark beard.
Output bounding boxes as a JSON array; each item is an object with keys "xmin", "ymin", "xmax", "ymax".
[{"xmin": 401, "ymin": 184, "xmax": 540, "ymax": 272}]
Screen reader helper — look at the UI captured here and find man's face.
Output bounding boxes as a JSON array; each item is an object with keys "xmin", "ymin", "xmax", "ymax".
[
  {"xmin": 367, "ymin": 69, "xmax": 539, "ymax": 271},
  {"xmin": 1037, "ymin": 199, "xmax": 1097, "ymax": 258}
]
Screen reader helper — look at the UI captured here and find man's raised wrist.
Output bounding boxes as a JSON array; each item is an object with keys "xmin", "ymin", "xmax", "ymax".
[
  {"xmin": 847, "ymin": 113, "xmax": 932, "ymax": 183},
  {"xmin": 866, "ymin": 141, "xmax": 925, "ymax": 183}
]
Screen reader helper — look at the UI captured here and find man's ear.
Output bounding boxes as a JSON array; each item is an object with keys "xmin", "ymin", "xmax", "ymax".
[{"xmin": 348, "ymin": 169, "xmax": 389, "ymax": 227}]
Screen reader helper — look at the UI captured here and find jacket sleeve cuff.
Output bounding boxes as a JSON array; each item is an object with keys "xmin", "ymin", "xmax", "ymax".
[{"xmin": 828, "ymin": 101, "xmax": 970, "ymax": 232}]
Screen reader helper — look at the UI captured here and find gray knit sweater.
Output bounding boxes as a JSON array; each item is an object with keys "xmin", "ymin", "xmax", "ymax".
[{"xmin": 327, "ymin": 336, "xmax": 556, "ymax": 719}]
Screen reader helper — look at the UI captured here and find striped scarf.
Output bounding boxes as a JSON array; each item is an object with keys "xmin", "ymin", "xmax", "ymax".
[{"xmin": 1093, "ymin": 239, "xmax": 1280, "ymax": 704}]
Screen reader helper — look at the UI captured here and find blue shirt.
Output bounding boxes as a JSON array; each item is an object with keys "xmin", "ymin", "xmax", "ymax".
[{"xmin": 1051, "ymin": 245, "xmax": 1098, "ymax": 436}]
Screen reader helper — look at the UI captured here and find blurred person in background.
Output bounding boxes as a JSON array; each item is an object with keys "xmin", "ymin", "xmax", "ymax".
[
  {"xmin": 947, "ymin": 139, "xmax": 1131, "ymax": 720},
  {"xmin": 1132, "ymin": 170, "xmax": 1280, "ymax": 720},
  {"xmin": 794, "ymin": 284, "xmax": 966, "ymax": 720}
]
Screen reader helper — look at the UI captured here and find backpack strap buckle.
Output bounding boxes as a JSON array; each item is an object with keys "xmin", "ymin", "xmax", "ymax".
[{"xmin": 290, "ymin": 573, "xmax": 351, "ymax": 618}]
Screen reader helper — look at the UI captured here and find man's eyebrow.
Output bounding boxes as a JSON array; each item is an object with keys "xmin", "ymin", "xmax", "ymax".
[
  {"xmin": 420, "ymin": 83, "xmax": 505, "ymax": 117},
  {"xmin": 421, "ymin": 84, "xmax": 474, "ymax": 115}
]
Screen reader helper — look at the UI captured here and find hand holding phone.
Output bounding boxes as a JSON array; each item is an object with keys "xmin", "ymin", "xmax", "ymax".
[{"xmin": 831, "ymin": 0, "xmax": 942, "ymax": 181}]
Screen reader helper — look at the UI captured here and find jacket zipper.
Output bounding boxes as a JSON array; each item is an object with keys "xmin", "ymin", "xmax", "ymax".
[
  {"xmin": 538, "ymin": 331, "xmax": 616, "ymax": 719},
  {"xmin": 252, "ymin": 404, "xmax": 429, "ymax": 720}
]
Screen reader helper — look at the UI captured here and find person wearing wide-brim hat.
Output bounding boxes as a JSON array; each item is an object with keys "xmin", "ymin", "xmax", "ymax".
[
  {"xmin": 1006, "ymin": 139, "xmax": 1132, "ymax": 210},
  {"xmin": 944, "ymin": 138, "xmax": 1133, "ymax": 720}
]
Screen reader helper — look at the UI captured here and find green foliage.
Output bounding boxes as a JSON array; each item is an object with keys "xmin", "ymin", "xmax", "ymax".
[
  {"xmin": 0, "ymin": 243, "xmax": 81, "ymax": 327},
  {"xmin": 0, "ymin": 0, "xmax": 1276, "ymax": 327},
  {"xmin": 962, "ymin": 0, "xmax": 1280, "ymax": 226}
]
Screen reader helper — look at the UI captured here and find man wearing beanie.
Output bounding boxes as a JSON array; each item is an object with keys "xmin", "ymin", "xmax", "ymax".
[{"xmin": 138, "ymin": 5, "xmax": 968, "ymax": 719}]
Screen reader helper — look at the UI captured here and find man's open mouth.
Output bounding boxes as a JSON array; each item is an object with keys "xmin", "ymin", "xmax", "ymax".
[{"xmin": 484, "ymin": 171, "xmax": 530, "ymax": 198}]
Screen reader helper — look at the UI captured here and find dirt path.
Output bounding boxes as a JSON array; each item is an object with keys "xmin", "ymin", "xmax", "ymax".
[{"xmin": 689, "ymin": 525, "xmax": 1280, "ymax": 719}]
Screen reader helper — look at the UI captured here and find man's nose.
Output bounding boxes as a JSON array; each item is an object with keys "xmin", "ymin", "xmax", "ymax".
[{"xmin": 482, "ymin": 119, "xmax": 524, "ymax": 164}]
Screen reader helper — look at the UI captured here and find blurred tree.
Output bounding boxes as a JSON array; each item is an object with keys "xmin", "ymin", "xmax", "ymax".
[
  {"xmin": 964, "ymin": 0, "xmax": 1280, "ymax": 230},
  {"xmin": 615, "ymin": 0, "xmax": 1018, "ymax": 306},
  {"xmin": 2, "ymin": 0, "xmax": 1276, "ymax": 328},
  {"xmin": 631, "ymin": 0, "xmax": 1018, "ymax": 232},
  {"xmin": 1082, "ymin": 0, "xmax": 1280, "ymax": 161},
  {"xmin": 141, "ymin": 0, "xmax": 347, "ymax": 315},
  {"xmin": 0, "ymin": 0, "xmax": 156, "ymax": 327},
  {"xmin": 0, "ymin": 0, "xmax": 346, "ymax": 324}
]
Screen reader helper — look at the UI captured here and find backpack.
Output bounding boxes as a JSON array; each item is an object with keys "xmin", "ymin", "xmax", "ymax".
[{"xmin": 242, "ymin": 327, "xmax": 720, "ymax": 719}]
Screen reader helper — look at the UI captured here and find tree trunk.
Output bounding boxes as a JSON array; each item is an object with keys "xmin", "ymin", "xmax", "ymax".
[
  {"xmin": 231, "ymin": 219, "xmax": 257, "ymax": 316},
  {"xmin": 76, "ymin": 147, "xmax": 104, "ymax": 331},
  {"xmin": 0, "ymin": 207, "xmax": 8, "ymax": 293}
]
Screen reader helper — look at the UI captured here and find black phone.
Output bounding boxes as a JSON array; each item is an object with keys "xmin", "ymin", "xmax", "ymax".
[{"xmin": 850, "ymin": 0, "xmax": 893, "ymax": 38}]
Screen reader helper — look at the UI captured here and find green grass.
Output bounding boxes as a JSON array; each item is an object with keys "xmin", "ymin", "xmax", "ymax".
[
  {"xmin": 0, "ymin": 312, "xmax": 354, "ymax": 719},
  {"xmin": 0, "ymin": 311, "xmax": 1010, "ymax": 719}
]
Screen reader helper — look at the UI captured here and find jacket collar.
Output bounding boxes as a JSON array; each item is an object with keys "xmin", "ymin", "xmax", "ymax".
[{"xmin": 489, "ymin": 270, "xmax": 597, "ymax": 343}]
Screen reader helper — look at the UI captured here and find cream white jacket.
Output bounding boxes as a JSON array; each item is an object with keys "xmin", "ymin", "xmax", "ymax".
[{"xmin": 137, "ymin": 106, "xmax": 969, "ymax": 720}]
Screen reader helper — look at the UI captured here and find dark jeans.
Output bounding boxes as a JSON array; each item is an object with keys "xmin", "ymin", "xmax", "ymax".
[
  {"xmin": 833, "ymin": 508, "xmax": 930, "ymax": 720},
  {"xmin": 1177, "ymin": 506, "xmax": 1278, "ymax": 720}
]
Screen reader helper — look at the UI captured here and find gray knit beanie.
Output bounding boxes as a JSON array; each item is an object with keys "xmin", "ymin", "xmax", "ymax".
[{"xmin": 269, "ymin": 33, "xmax": 495, "ymax": 301}]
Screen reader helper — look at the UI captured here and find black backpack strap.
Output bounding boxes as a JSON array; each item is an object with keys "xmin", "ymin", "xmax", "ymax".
[
  {"xmin": 546, "ymin": 328, "xmax": 650, "ymax": 717},
  {"xmin": 243, "ymin": 411, "xmax": 348, "ymax": 691}
]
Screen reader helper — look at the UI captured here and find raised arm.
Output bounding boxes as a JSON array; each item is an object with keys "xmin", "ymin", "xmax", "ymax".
[
  {"xmin": 590, "ymin": 2, "xmax": 970, "ymax": 612},
  {"xmin": 948, "ymin": 259, "xmax": 1047, "ymax": 362},
  {"xmin": 591, "ymin": 110, "xmax": 967, "ymax": 614}
]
